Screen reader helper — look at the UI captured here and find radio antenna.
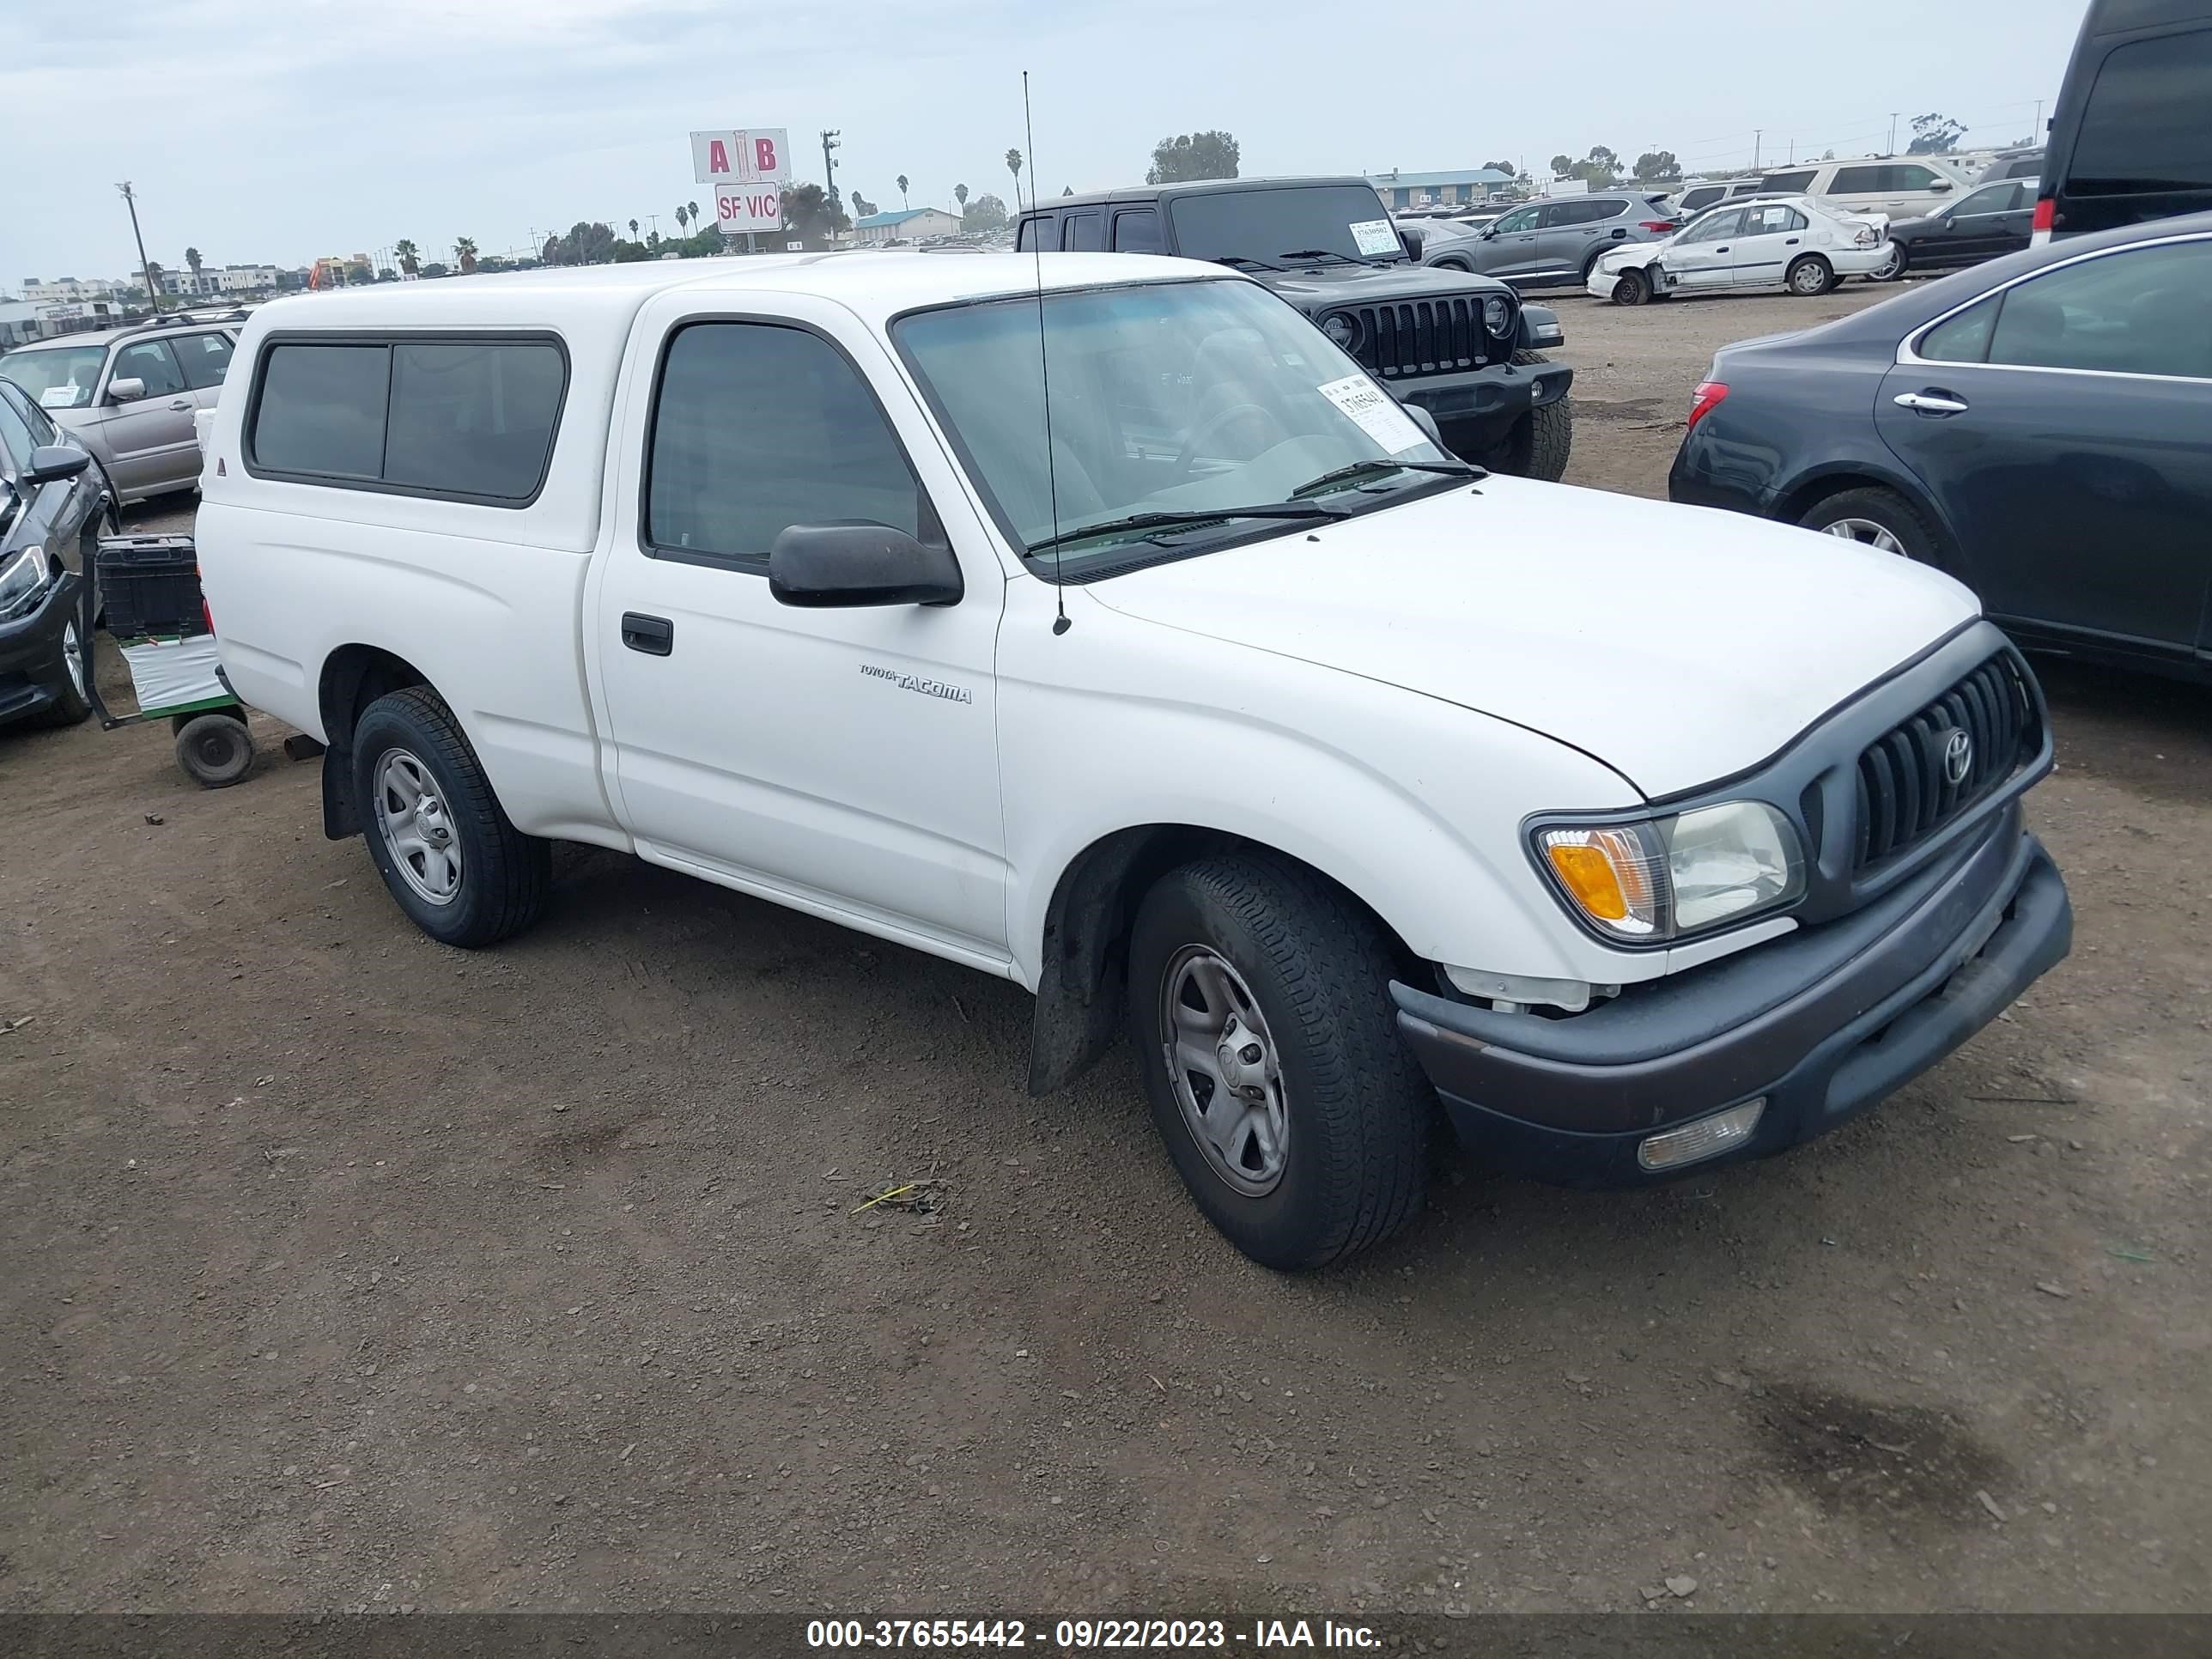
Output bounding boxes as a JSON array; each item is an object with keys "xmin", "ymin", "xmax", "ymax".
[{"xmin": 1024, "ymin": 70, "xmax": 1070, "ymax": 636}]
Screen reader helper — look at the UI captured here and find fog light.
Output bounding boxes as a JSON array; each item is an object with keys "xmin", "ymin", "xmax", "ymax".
[{"xmin": 1637, "ymin": 1098, "xmax": 1765, "ymax": 1172}]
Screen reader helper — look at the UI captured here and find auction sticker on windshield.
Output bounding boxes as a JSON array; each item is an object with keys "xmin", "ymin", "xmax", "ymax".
[
  {"xmin": 1349, "ymin": 219, "xmax": 1400, "ymax": 258},
  {"xmin": 1317, "ymin": 374, "xmax": 1426, "ymax": 453}
]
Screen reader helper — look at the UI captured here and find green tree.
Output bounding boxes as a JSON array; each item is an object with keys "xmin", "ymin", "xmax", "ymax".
[
  {"xmin": 961, "ymin": 191, "xmax": 1009, "ymax": 233},
  {"xmin": 629, "ymin": 218, "xmax": 639, "ymax": 239},
  {"xmin": 1480, "ymin": 159, "xmax": 1515, "ymax": 176},
  {"xmin": 1005, "ymin": 148, "xmax": 1024, "ymax": 207},
  {"xmin": 421, "ymin": 262, "xmax": 449, "ymax": 278},
  {"xmin": 896, "ymin": 173, "xmax": 909, "ymax": 209},
  {"xmin": 184, "ymin": 247, "xmax": 204, "ymax": 290},
  {"xmin": 1632, "ymin": 149, "xmax": 1681, "ymax": 182},
  {"xmin": 454, "ymin": 236, "xmax": 477, "ymax": 274},
  {"xmin": 1146, "ymin": 130, "xmax": 1240, "ymax": 185},
  {"xmin": 954, "ymin": 182, "xmax": 969, "ymax": 210},
  {"xmin": 781, "ymin": 182, "xmax": 850, "ymax": 248},
  {"xmin": 673, "ymin": 205, "xmax": 690, "ymax": 235},
  {"xmin": 1907, "ymin": 112, "xmax": 1966, "ymax": 155},
  {"xmin": 688, "ymin": 200, "xmax": 700, "ymax": 228},
  {"xmin": 1548, "ymin": 154, "xmax": 1574, "ymax": 175},
  {"xmin": 394, "ymin": 239, "xmax": 420, "ymax": 276},
  {"xmin": 851, "ymin": 191, "xmax": 878, "ymax": 218}
]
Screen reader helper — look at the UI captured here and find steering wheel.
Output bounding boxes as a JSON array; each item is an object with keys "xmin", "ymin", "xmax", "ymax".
[{"xmin": 1171, "ymin": 401, "xmax": 1285, "ymax": 483}]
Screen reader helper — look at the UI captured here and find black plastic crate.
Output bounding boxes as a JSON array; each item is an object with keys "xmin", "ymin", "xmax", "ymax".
[{"xmin": 96, "ymin": 534, "xmax": 206, "ymax": 640}]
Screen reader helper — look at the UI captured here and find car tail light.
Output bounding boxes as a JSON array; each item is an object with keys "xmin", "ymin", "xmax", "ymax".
[
  {"xmin": 1686, "ymin": 380, "xmax": 1728, "ymax": 432},
  {"xmin": 1638, "ymin": 220, "xmax": 1676, "ymax": 233},
  {"xmin": 2030, "ymin": 195, "xmax": 2056, "ymax": 246}
]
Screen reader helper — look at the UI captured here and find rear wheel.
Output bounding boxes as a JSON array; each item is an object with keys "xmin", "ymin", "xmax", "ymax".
[
  {"xmin": 352, "ymin": 686, "xmax": 550, "ymax": 948},
  {"xmin": 1611, "ymin": 267, "xmax": 1652, "ymax": 306},
  {"xmin": 1786, "ymin": 254, "xmax": 1836, "ymax": 296},
  {"xmin": 1127, "ymin": 852, "xmax": 1431, "ymax": 1270},
  {"xmin": 35, "ymin": 618, "xmax": 94, "ymax": 728},
  {"xmin": 1867, "ymin": 244, "xmax": 1908, "ymax": 282},
  {"xmin": 1796, "ymin": 485, "xmax": 1937, "ymax": 561}
]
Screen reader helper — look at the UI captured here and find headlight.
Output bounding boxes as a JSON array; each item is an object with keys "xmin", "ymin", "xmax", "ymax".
[
  {"xmin": 0, "ymin": 544, "xmax": 52, "ymax": 619},
  {"xmin": 1321, "ymin": 312, "xmax": 1359, "ymax": 350},
  {"xmin": 1482, "ymin": 295, "xmax": 1511, "ymax": 333},
  {"xmin": 1535, "ymin": 801, "xmax": 1805, "ymax": 942}
]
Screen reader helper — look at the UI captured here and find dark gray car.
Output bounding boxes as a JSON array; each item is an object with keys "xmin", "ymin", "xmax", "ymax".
[{"xmin": 1425, "ymin": 192, "xmax": 1681, "ymax": 288}]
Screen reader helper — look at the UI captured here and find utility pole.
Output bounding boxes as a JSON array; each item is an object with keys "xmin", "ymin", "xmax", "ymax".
[
  {"xmin": 2034, "ymin": 98, "xmax": 2045, "ymax": 134},
  {"xmin": 117, "ymin": 181, "xmax": 161, "ymax": 313},
  {"xmin": 820, "ymin": 129, "xmax": 842, "ymax": 206},
  {"xmin": 1752, "ymin": 130, "xmax": 1762, "ymax": 172},
  {"xmin": 1889, "ymin": 112, "xmax": 1900, "ymax": 154}
]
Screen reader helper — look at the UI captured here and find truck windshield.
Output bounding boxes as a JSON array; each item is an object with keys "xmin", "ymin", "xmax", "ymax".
[
  {"xmin": 0, "ymin": 344, "xmax": 109, "ymax": 411},
  {"xmin": 1166, "ymin": 185, "xmax": 1407, "ymax": 267},
  {"xmin": 893, "ymin": 278, "xmax": 1464, "ymax": 573}
]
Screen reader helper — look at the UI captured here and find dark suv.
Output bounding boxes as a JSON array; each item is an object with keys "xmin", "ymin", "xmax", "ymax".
[{"xmin": 1017, "ymin": 177, "xmax": 1574, "ymax": 480}]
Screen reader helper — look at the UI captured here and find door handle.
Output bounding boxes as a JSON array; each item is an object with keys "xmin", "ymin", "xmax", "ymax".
[
  {"xmin": 1894, "ymin": 389, "xmax": 1970, "ymax": 415},
  {"xmin": 167, "ymin": 399, "xmax": 192, "ymax": 410},
  {"xmin": 1785, "ymin": 237, "xmax": 1800, "ymax": 245},
  {"xmin": 1715, "ymin": 246, "xmax": 1730, "ymax": 253},
  {"xmin": 620, "ymin": 612, "xmax": 673, "ymax": 655}
]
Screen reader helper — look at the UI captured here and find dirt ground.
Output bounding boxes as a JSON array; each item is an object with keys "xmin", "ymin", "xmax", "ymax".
[{"xmin": 3, "ymin": 286, "xmax": 2208, "ymax": 1618}]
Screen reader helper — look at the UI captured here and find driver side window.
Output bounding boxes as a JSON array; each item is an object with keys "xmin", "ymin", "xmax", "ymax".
[
  {"xmin": 1681, "ymin": 209, "xmax": 1742, "ymax": 243},
  {"xmin": 1492, "ymin": 208, "xmax": 1538, "ymax": 234},
  {"xmin": 110, "ymin": 339, "xmax": 187, "ymax": 398}
]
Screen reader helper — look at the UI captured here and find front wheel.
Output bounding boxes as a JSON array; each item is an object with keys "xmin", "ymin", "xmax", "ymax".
[
  {"xmin": 1610, "ymin": 267, "xmax": 1652, "ymax": 306},
  {"xmin": 352, "ymin": 686, "xmax": 550, "ymax": 948},
  {"xmin": 1786, "ymin": 255, "xmax": 1836, "ymax": 296},
  {"xmin": 1127, "ymin": 852, "xmax": 1432, "ymax": 1270},
  {"xmin": 35, "ymin": 617, "xmax": 94, "ymax": 728},
  {"xmin": 1867, "ymin": 245, "xmax": 1907, "ymax": 282},
  {"xmin": 1797, "ymin": 485, "xmax": 1938, "ymax": 561}
]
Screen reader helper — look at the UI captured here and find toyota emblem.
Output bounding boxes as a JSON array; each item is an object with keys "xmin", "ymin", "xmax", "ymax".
[{"xmin": 1942, "ymin": 727, "xmax": 1973, "ymax": 785}]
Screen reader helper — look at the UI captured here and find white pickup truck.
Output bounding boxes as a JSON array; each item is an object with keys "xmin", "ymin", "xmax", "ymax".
[{"xmin": 196, "ymin": 252, "xmax": 2071, "ymax": 1269}]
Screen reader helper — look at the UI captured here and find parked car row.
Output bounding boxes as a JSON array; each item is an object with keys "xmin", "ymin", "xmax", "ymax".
[{"xmin": 0, "ymin": 318, "xmax": 240, "ymax": 504}]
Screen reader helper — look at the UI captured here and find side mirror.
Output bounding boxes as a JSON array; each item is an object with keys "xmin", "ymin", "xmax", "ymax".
[
  {"xmin": 1929, "ymin": 180, "xmax": 1954, "ymax": 193},
  {"xmin": 25, "ymin": 445, "xmax": 92, "ymax": 486},
  {"xmin": 769, "ymin": 521, "xmax": 963, "ymax": 608},
  {"xmin": 106, "ymin": 376, "xmax": 147, "ymax": 404},
  {"xmin": 1405, "ymin": 404, "xmax": 1443, "ymax": 447}
]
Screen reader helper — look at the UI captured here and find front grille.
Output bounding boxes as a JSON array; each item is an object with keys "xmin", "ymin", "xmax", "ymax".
[
  {"xmin": 1351, "ymin": 295, "xmax": 1510, "ymax": 379},
  {"xmin": 1852, "ymin": 652, "xmax": 2039, "ymax": 870}
]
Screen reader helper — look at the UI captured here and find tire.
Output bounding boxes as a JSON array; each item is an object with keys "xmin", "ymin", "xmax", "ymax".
[
  {"xmin": 1796, "ymin": 485, "xmax": 1938, "ymax": 561},
  {"xmin": 1786, "ymin": 254, "xmax": 1835, "ymax": 296},
  {"xmin": 174, "ymin": 711, "xmax": 254, "ymax": 787},
  {"xmin": 351, "ymin": 685, "xmax": 550, "ymax": 948},
  {"xmin": 1611, "ymin": 267, "xmax": 1651, "ymax": 306},
  {"xmin": 1867, "ymin": 244, "xmax": 1908, "ymax": 282},
  {"xmin": 1433, "ymin": 258, "xmax": 1468, "ymax": 271},
  {"xmin": 35, "ymin": 617, "xmax": 94, "ymax": 728},
  {"xmin": 1127, "ymin": 851, "xmax": 1432, "ymax": 1270},
  {"xmin": 1468, "ymin": 351, "xmax": 1571, "ymax": 483}
]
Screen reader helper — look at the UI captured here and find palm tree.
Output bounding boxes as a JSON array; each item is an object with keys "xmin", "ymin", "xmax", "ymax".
[
  {"xmin": 629, "ymin": 218, "xmax": 639, "ymax": 240},
  {"xmin": 674, "ymin": 205, "xmax": 690, "ymax": 234},
  {"xmin": 394, "ymin": 239, "xmax": 420, "ymax": 276},
  {"xmin": 896, "ymin": 173, "xmax": 910, "ymax": 209},
  {"xmin": 454, "ymin": 236, "xmax": 477, "ymax": 274},
  {"xmin": 184, "ymin": 246, "xmax": 204, "ymax": 294},
  {"xmin": 687, "ymin": 200, "xmax": 700, "ymax": 229},
  {"xmin": 954, "ymin": 183, "xmax": 969, "ymax": 212},
  {"xmin": 1005, "ymin": 148, "xmax": 1023, "ymax": 209}
]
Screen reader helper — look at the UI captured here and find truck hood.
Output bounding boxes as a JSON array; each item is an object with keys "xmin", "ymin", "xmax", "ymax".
[
  {"xmin": 1261, "ymin": 262, "xmax": 1515, "ymax": 303},
  {"xmin": 1085, "ymin": 477, "xmax": 1979, "ymax": 799}
]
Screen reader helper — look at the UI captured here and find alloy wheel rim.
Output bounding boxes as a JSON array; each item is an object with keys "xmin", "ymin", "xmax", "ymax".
[
  {"xmin": 1159, "ymin": 945, "xmax": 1288, "ymax": 1197},
  {"xmin": 374, "ymin": 747, "xmax": 463, "ymax": 905},
  {"xmin": 1824, "ymin": 517, "xmax": 1907, "ymax": 555},
  {"xmin": 62, "ymin": 622, "xmax": 87, "ymax": 698},
  {"xmin": 1792, "ymin": 264, "xmax": 1825, "ymax": 293}
]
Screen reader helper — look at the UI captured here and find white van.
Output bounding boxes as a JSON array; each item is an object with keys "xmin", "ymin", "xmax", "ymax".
[
  {"xmin": 195, "ymin": 254, "xmax": 2071, "ymax": 1269},
  {"xmin": 1757, "ymin": 156, "xmax": 1978, "ymax": 219}
]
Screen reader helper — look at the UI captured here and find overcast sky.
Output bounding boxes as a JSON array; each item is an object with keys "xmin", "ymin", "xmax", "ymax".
[{"xmin": 9, "ymin": 0, "xmax": 2086, "ymax": 282}]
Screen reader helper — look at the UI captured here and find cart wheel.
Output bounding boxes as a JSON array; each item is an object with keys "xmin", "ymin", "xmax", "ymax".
[{"xmin": 175, "ymin": 713, "xmax": 255, "ymax": 788}]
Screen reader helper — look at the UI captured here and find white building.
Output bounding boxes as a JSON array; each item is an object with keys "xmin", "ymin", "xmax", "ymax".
[
  {"xmin": 21, "ymin": 276, "xmax": 122, "ymax": 304},
  {"xmin": 216, "ymin": 264, "xmax": 283, "ymax": 293}
]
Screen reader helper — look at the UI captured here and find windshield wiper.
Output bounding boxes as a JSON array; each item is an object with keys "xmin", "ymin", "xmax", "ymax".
[
  {"xmin": 1025, "ymin": 501, "xmax": 1347, "ymax": 554},
  {"xmin": 1290, "ymin": 458, "xmax": 1485, "ymax": 498},
  {"xmin": 1211, "ymin": 254, "xmax": 1282, "ymax": 272},
  {"xmin": 1279, "ymin": 248, "xmax": 1386, "ymax": 267}
]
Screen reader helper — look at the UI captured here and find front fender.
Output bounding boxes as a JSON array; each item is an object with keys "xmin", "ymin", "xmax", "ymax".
[{"xmin": 996, "ymin": 584, "xmax": 1661, "ymax": 996}]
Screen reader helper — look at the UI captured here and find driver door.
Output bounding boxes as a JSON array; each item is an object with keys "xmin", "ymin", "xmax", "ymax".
[
  {"xmin": 1662, "ymin": 208, "xmax": 1744, "ymax": 289},
  {"xmin": 97, "ymin": 338, "xmax": 198, "ymax": 496},
  {"xmin": 1477, "ymin": 206, "xmax": 1545, "ymax": 280},
  {"xmin": 591, "ymin": 296, "xmax": 1013, "ymax": 962}
]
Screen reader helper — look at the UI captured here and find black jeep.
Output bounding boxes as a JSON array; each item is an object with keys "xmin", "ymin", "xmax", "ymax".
[{"xmin": 1016, "ymin": 176, "xmax": 1573, "ymax": 480}]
